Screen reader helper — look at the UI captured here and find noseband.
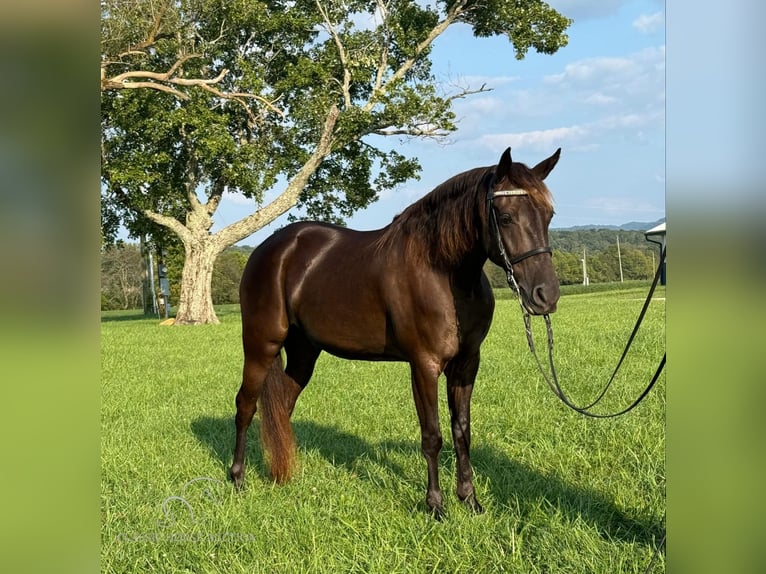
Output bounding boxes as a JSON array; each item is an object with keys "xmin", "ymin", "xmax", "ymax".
[{"xmin": 485, "ymin": 183, "xmax": 552, "ymax": 290}]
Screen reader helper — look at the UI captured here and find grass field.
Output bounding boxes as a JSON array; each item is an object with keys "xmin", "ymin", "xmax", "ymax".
[{"xmin": 101, "ymin": 284, "xmax": 665, "ymax": 573}]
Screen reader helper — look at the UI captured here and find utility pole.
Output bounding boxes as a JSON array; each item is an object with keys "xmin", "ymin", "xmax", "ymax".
[
  {"xmin": 616, "ymin": 234, "xmax": 624, "ymax": 283},
  {"xmin": 140, "ymin": 235, "xmax": 158, "ymax": 316},
  {"xmin": 157, "ymin": 248, "xmax": 171, "ymax": 319},
  {"xmin": 581, "ymin": 248, "xmax": 589, "ymax": 286}
]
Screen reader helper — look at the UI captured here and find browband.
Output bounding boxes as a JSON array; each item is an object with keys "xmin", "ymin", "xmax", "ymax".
[
  {"xmin": 488, "ymin": 189, "xmax": 528, "ymax": 198},
  {"xmin": 485, "ymin": 185, "xmax": 551, "ymax": 276}
]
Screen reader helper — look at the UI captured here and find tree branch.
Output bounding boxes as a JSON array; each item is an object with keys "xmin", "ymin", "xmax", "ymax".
[
  {"xmin": 373, "ymin": 127, "xmax": 449, "ymax": 138},
  {"xmin": 316, "ymin": 0, "xmax": 352, "ymax": 109},
  {"xmin": 101, "ymin": 56, "xmax": 286, "ymax": 119},
  {"xmin": 216, "ymin": 105, "xmax": 341, "ymax": 246},
  {"xmin": 372, "ymin": 83, "xmax": 492, "ymax": 138},
  {"xmin": 142, "ymin": 209, "xmax": 191, "ymax": 243},
  {"xmin": 373, "ymin": 0, "xmax": 391, "ymax": 94},
  {"xmin": 206, "ymin": 181, "xmax": 225, "ymax": 216},
  {"xmin": 363, "ymin": 0, "xmax": 469, "ymax": 112}
]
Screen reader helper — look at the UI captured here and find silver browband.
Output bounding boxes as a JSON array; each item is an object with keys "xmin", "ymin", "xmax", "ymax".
[{"xmin": 489, "ymin": 189, "xmax": 528, "ymax": 198}]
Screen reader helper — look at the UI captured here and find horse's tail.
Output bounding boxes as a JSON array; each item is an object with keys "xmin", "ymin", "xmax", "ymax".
[{"xmin": 258, "ymin": 354, "xmax": 296, "ymax": 483}]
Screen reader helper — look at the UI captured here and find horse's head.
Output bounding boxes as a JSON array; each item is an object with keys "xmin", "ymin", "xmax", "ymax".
[{"xmin": 485, "ymin": 147, "xmax": 561, "ymax": 315}]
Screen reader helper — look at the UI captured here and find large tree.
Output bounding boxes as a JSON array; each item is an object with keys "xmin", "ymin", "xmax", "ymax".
[{"xmin": 101, "ymin": 0, "xmax": 571, "ymax": 324}]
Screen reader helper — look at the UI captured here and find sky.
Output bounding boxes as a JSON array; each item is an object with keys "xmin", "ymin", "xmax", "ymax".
[{"xmin": 214, "ymin": 0, "xmax": 667, "ymax": 245}]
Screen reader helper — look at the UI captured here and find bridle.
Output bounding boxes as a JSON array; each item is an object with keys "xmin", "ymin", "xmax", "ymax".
[
  {"xmin": 485, "ymin": 183, "xmax": 552, "ymax": 294},
  {"xmin": 485, "ymin": 176, "xmax": 666, "ymax": 418},
  {"xmin": 486, "ymin": 173, "xmax": 666, "ymax": 565}
]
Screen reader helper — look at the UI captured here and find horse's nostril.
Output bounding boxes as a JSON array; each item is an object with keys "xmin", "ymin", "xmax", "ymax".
[
  {"xmin": 534, "ymin": 285, "xmax": 548, "ymax": 305},
  {"xmin": 532, "ymin": 282, "xmax": 560, "ymax": 312}
]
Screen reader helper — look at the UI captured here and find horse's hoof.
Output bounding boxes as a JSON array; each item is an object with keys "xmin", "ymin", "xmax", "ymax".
[
  {"xmin": 430, "ymin": 505, "xmax": 447, "ymax": 521},
  {"xmin": 463, "ymin": 493, "xmax": 484, "ymax": 515},
  {"xmin": 228, "ymin": 466, "xmax": 245, "ymax": 490}
]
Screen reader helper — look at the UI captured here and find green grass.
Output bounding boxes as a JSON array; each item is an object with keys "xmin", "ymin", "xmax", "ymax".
[{"xmin": 102, "ymin": 287, "xmax": 665, "ymax": 573}]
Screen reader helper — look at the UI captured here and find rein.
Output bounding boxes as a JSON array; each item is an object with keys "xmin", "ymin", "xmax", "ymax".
[{"xmin": 486, "ymin": 182, "xmax": 665, "ymax": 418}]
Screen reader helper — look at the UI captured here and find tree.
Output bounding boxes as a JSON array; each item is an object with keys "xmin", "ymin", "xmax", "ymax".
[
  {"xmin": 620, "ymin": 247, "xmax": 653, "ymax": 280},
  {"xmin": 483, "ymin": 261, "xmax": 508, "ymax": 289},
  {"xmin": 212, "ymin": 250, "xmax": 249, "ymax": 305},
  {"xmin": 551, "ymin": 249, "xmax": 582, "ymax": 285},
  {"xmin": 101, "ymin": 0, "xmax": 571, "ymax": 324},
  {"xmin": 101, "ymin": 243, "xmax": 144, "ymax": 310}
]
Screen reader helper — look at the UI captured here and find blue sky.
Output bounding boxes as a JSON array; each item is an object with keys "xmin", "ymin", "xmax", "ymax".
[{"xmin": 215, "ymin": 0, "xmax": 666, "ymax": 245}]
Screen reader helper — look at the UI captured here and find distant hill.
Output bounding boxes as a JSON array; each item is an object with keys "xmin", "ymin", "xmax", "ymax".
[{"xmin": 553, "ymin": 217, "xmax": 665, "ymax": 232}]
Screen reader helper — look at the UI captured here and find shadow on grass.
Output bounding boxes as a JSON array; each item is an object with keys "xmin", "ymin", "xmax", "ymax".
[
  {"xmin": 101, "ymin": 305, "xmax": 242, "ymax": 323},
  {"xmin": 191, "ymin": 415, "xmax": 663, "ymax": 547},
  {"xmin": 100, "ymin": 311, "xmax": 155, "ymax": 323}
]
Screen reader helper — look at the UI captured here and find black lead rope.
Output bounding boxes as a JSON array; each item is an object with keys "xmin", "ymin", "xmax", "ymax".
[
  {"xmin": 488, "ymin": 183, "xmax": 665, "ymax": 570},
  {"xmin": 486, "ymin": 182, "xmax": 665, "ymax": 417},
  {"xmin": 518, "ymin": 245, "xmax": 666, "ymax": 418}
]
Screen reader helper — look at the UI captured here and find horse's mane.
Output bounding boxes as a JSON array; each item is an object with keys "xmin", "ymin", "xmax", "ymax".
[{"xmin": 376, "ymin": 161, "xmax": 554, "ymax": 269}]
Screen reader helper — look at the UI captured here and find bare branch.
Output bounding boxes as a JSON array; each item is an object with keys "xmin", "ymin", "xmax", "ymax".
[
  {"xmin": 445, "ymin": 82, "xmax": 493, "ymax": 102},
  {"xmin": 102, "ymin": 56, "xmax": 286, "ymax": 119},
  {"xmin": 206, "ymin": 182, "xmax": 225, "ymax": 216},
  {"xmin": 103, "ymin": 79, "xmax": 190, "ymax": 99},
  {"xmin": 372, "ymin": 83, "xmax": 492, "ymax": 139},
  {"xmin": 113, "ymin": 0, "xmax": 175, "ymax": 57}
]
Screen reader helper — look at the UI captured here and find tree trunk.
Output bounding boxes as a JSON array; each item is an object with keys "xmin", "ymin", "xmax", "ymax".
[{"xmin": 174, "ymin": 240, "xmax": 221, "ymax": 325}]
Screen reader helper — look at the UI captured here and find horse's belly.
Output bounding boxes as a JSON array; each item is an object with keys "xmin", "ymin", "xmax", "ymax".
[
  {"xmin": 294, "ymin": 288, "xmax": 403, "ymax": 360},
  {"xmin": 298, "ymin": 307, "xmax": 405, "ymax": 361}
]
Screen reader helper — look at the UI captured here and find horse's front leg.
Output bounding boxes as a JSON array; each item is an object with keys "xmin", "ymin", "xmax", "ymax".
[
  {"xmin": 446, "ymin": 352, "xmax": 484, "ymax": 514},
  {"xmin": 410, "ymin": 361, "xmax": 444, "ymax": 519}
]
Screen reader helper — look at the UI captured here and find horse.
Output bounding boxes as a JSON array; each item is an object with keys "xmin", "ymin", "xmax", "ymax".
[{"xmin": 229, "ymin": 147, "xmax": 562, "ymax": 518}]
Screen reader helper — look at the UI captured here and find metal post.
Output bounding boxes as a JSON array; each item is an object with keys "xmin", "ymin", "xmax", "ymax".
[
  {"xmin": 617, "ymin": 234, "xmax": 624, "ymax": 283},
  {"xmin": 581, "ymin": 248, "xmax": 589, "ymax": 286}
]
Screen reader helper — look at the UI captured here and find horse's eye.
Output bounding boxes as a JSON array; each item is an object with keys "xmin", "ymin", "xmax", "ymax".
[{"xmin": 499, "ymin": 213, "xmax": 513, "ymax": 226}]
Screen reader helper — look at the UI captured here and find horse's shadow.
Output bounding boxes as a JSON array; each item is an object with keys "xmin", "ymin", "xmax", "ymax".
[{"xmin": 190, "ymin": 416, "xmax": 663, "ymax": 546}]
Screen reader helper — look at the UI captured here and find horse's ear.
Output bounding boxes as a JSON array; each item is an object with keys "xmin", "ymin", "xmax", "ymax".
[
  {"xmin": 532, "ymin": 148, "xmax": 561, "ymax": 180},
  {"xmin": 497, "ymin": 147, "xmax": 513, "ymax": 176}
]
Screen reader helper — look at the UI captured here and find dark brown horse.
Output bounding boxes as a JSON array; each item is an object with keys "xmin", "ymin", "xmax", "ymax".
[{"xmin": 230, "ymin": 147, "xmax": 562, "ymax": 518}]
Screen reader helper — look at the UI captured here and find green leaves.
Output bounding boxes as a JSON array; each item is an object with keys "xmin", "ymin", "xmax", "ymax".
[
  {"xmin": 457, "ymin": 0, "xmax": 572, "ymax": 59},
  {"xmin": 102, "ymin": 0, "xmax": 572, "ymax": 241}
]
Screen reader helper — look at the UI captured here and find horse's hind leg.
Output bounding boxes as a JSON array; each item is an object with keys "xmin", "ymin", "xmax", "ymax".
[
  {"xmin": 283, "ymin": 327, "xmax": 320, "ymax": 414},
  {"xmin": 258, "ymin": 328, "xmax": 320, "ymax": 482},
  {"xmin": 229, "ymin": 352, "xmax": 275, "ymax": 488}
]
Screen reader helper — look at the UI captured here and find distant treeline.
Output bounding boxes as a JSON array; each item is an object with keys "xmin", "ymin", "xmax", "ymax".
[
  {"xmin": 101, "ymin": 230, "xmax": 662, "ymax": 310},
  {"xmin": 484, "ymin": 229, "xmax": 662, "ymax": 288}
]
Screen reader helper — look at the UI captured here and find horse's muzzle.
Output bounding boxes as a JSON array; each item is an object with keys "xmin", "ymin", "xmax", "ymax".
[{"xmin": 522, "ymin": 282, "xmax": 560, "ymax": 315}]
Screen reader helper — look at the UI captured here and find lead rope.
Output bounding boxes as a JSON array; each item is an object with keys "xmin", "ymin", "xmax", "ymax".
[
  {"xmin": 509, "ymin": 245, "xmax": 666, "ymax": 418},
  {"xmin": 512, "ymin": 243, "xmax": 667, "ymax": 571},
  {"xmin": 489, "ymin": 189, "xmax": 665, "ymax": 568}
]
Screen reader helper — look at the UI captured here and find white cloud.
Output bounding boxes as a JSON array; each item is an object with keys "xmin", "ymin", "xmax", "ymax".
[
  {"xmin": 633, "ymin": 11, "xmax": 664, "ymax": 34},
  {"xmin": 222, "ymin": 190, "xmax": 254, "ymax": 206},
  {"xmin": 476, "ymin": 107, "xmax": 663, "ymax": 154},
  {"xmin": 584, "ymin": 195, "xmax": 665, "ymax": 216},
  {"xmin": 546, "ymin": 57, "xmax": 633, "ymax": 84},
  {"xmin": 479, "ymin": 125, "xmax": 590, "ymax": 152},
  {"xmin": 584, "ymin": 92, "xmax": 617, "ymax": 106},
  {"xmin": 543, "ymin": 45, "xmax": 665, "ymax": 113}
]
